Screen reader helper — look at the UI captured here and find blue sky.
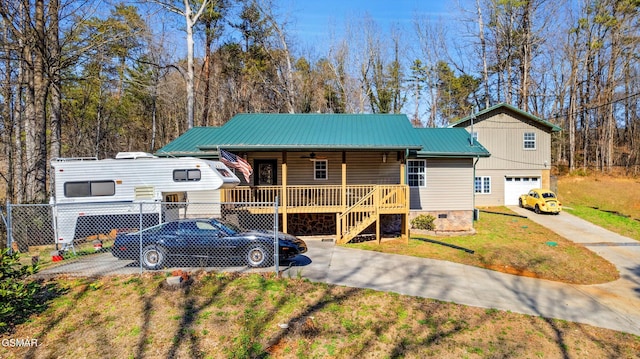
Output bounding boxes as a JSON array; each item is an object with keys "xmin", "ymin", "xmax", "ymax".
[{"xmin": 285, "ymin": 0, "xmax": 457, "ymax": 50}]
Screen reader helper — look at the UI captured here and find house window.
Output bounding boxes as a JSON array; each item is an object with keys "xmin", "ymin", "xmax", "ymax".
[
  {"xmin": 173, "ymin": 169, "xmax": 201, "ymax": 182},
  {"xmin": 407, "ymin": 160, "xmax": 426, "ymax": 187},
  {"xmin": 64, "ymin": 181, "xmax": 115, "ymax": 198},
  {"xmin": 523, "ymin": 132, "xmax": 536, "ymax": 150},
  {"xmin": 475, "ymin": 176, "xmax": 491, "ymax": 194},
  {"xmin": 314, "ymin": 160, "xmax": 328, "ymax": 180}
]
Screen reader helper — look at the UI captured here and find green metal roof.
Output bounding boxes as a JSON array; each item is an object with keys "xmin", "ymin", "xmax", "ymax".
[
  {"xmin": 414, "ymin": 128, "xmax": 490, "ymax": 158},
  {"xmin": 158, "ymin": 113, "xmax": 424, "ymax": 155},
  {"xmin": 203, "ymin": 113, "xmax": 422, "ymax": 150},
  {"xmin": 156, "ymin": 127, "xmax": 223, "ymax": 157},
  {"xmin": 156, "ymin": 113, "xmax": 491, "ymax": 158},
  {"xmin": 449, "ymin": 103, "xmax": 562, "ymax": 132}
]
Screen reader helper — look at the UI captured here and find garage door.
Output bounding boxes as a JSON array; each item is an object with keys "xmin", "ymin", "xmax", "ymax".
[{"xmin": 504, "ymin": 177, "xmax": 540, "ymax": 205}]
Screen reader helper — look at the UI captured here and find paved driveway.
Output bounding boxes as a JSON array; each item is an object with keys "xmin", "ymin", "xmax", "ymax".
[
  {"xmin": 291, "ymin": 210, "xmax": 640, "ymax": 336},
  {"xmin": 38, "ymin": 210, "xmax": 640, "ymax": 335}
]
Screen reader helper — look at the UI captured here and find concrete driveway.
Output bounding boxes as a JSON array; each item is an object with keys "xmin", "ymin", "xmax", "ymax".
[
  {"xmin": 37, "ymin": 210, "xmax": 640, "ymax": 335},
  {"xmin": 290, "ymin": 210, "xmax": 640, "ymax": 336}
]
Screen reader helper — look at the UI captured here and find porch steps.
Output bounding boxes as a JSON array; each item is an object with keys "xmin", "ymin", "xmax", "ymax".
[
  {"xmin": 336, "ymin": 188, "xmax": 377, "ymax": 244},
  {"xmin": 337, "ymin": 214, "xmax": 376, "ymax": 244}
]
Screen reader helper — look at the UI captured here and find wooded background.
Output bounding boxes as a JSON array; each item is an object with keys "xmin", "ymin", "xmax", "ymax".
[{"xmin": 1, "ymin": 0, "xmax": 638, "ymax": 203}]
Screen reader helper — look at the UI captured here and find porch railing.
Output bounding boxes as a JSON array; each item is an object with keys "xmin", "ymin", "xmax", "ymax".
[
  {"xmin": 336, "ymin": 185, "xmax": 408, "ymax": 244},
  {"xmin": 222, "ymin": 184, "xmax": 409, "ymax": 243},
  {"xmin": 222, "ymin": 184, "xmax": 397, "ymax": 208}
]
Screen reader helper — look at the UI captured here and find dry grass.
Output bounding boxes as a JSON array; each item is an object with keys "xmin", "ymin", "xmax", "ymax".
[
  {"xmin": 559, "ymin": 174, "xmax": 640, "ymax": 219},
  {"xmin": 2, "ymin": 175, "xmax": 639, "ymax": 358},
  {"xmin": 558, "ymin": 175, "xmax": 640, "ymax": 240},
  {"xmin": 1, "ymin": 273, "xmax": 639, "ymax": 359},
  {"xmin": 350, "ymin": 208, "xmax": 619, "ymax": 285}
]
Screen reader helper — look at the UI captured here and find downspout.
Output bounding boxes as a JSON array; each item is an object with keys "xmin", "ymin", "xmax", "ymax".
[
  {"xmin": 404, "ymin": 148, "xmax": 409, "ymax": 184},
  {"xmin": 404, "ymin": 148, "xmax": 410, "ymax": 243},
  {"xmin": 473, "ymin": 155, "xmax": 480, "ymax": 220}
]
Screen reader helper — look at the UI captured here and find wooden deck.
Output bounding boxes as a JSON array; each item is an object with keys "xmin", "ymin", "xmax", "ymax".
[{"xmin": 222, "ymin": 185, "xmax": 409, "ymax": 243}]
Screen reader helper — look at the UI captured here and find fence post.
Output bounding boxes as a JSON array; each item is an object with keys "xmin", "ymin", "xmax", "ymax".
[
  {"xmin": 5, "ymin": 200, "xmax": 13, "ymax": 254},
  {"xmin": 274, "ymin": 197, "xmax": 279, "ymax": 274},
  {"xmin": 139, "ymin": 202, "xmax": 143, "ymax": 274}
]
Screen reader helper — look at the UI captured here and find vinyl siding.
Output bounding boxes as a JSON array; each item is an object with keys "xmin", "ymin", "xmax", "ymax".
[
  {"xmin": 470, "ymin": 112, "xmax": 551, "ymax": 171},
  {"xmin": 246, "ymin": 151, "xmax": 401, "ymax": 185},
  {"xmin": 473, "ymin": 169, "xmax": 544, "ymax": 206},
  {"xmin": 461, "ymin": 110, "xmax": 555, "ymax": 207},
  {"xmin": 410, "ymin": 158, "xmax": 474, "ymax": 211},
  {"xmin": 185, "ymin": 190, "xmax": 222, "ymax": 217}
]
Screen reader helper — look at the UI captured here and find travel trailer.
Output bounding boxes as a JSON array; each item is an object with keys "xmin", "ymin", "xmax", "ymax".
[{"xmin": 50, "ymin": 152, "xmax": 240, "ymax": 247}]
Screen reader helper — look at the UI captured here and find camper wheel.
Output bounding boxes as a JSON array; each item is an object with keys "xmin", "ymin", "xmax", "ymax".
[
  {"xmin": 246, "ymin": 245, "xmax": 270, "ymax": 267},
  {"xmin": 141, "ymin": 245, "xmax": 167, "ymax": 270}
]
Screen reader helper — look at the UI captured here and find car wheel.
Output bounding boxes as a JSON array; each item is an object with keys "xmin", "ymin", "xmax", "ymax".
[
  {"xmin": 518, "ymin": 198, "xmax": 524, "ymax": 208},
  {"xmin": 246, "ymin": 245, "xmax": 270, "ymax": 267},
  {"xmin": 534, "ymin": 205, "xmax": 541, "ymax": 214},
  {"xmin": 141, "ymin": 245, "xmax": 167, "ymax": 270}
]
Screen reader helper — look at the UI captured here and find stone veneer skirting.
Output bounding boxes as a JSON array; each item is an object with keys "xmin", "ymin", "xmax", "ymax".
[
  {"xmin": 285, "ymin": 213, "xmax": 404, "ymax": 236},
  {"xmin": 230, "ymin": 211, "xmax": 474, "ymax": 236},
  {"xmin": 287, "ymin": 214, "xmax": 336, "ymax": 235},
  {"xmin": 408, "ymin": 210, "xmax": 474, "ymax": 233}
]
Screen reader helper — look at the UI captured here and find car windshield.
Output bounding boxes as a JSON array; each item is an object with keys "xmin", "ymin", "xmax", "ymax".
[
  {"xmin": 131, "ymin": 221, "xmax": 179, "ymax": 235},
  {"xmin": 210, "ymin": 219, "xmax": 242, "ymax": 235},
  {"xmin": 541, "ymin": 192, "xmax": 556, "ymax": 199}
]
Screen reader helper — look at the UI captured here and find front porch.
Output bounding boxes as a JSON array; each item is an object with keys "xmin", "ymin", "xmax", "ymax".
[{"xmin": 221, "ymin": 184, "xmax": 410, "ymax": 244}]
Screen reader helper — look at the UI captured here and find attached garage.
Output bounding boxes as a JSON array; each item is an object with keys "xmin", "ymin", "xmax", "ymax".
[{"xmin": 504, "ymin": 177, "xmax": 540, "ymax": 205}]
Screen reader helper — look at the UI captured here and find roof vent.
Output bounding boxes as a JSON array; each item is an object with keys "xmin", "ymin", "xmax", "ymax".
[{"xmin": 115, "ymin": 152, "xmax": 156, "ymax": 159}]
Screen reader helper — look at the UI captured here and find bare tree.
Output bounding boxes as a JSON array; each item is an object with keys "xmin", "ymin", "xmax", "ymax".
[
  {"xmin": 0, "ymin": 0, "xmax": 49, "ymax": 202},
  {"xmin": 414, "ymin": 15, "xmax": 448, "ymax": 125},
  {"xmin": 149, "ymin": 0, "xmax": 211, "ymax": 129},
  {"xmin": 253, "ymin": 0, "xmax": 295, "ymax": 113},
  {"xmin": 476, "ymin": 0, "xmax": 490, "ymax": 109}
]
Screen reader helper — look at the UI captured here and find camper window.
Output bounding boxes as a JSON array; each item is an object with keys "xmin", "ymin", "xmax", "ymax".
[
  {"xmin": 217, "ymin": 168, "xmax": 233, "ymax": 178},
  {"xmin": 173, "ymin": 169, "xmax": 201, "ymax": 182},
  {"xmin": 64, "ymin": 180, "xmax": 116, "ymax": 197}
]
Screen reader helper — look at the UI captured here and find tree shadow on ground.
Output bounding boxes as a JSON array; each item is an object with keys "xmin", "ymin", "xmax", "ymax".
[
  {"xmin": 628, "ymin": 264, "xmax": 640, "ymax": 298},
  {"xmin": 1, "ymin": 279, "xmax": 69, "ymax": 336}
]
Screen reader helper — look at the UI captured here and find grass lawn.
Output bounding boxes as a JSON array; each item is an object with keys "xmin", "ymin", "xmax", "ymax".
[
  {"xmin": 345, "ymin": 174, "xmax": 640, "ymax": 284},
  {"xmin": 348, "ymin": 208, "xmax": 619, "ymax": 285},
  {"xmin": 558, "ymin": 175, "xmax": 640, "ymax": 240},
  {"xmin": 1, "ymin": 273, "xmax": 639, "ymax": 359},
  {"xmin": 3, "ymin": 175, "xmax": 639, "ymax": 358}
]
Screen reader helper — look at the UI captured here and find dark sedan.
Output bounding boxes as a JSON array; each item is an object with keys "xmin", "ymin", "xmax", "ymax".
[{"xmin": 111, "ymin": 218, "xmax": 307, "ymax": 270}]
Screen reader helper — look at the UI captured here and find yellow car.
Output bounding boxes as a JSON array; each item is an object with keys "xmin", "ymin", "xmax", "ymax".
[{"xmin": 518, "ymin": 188, "xmax": 562, "ymax": 214}]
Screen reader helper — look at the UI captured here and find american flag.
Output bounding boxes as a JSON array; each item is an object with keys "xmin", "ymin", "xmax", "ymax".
[{"xmin": 219, "ymin": 149, "xmax": 253, "ymax": 183}]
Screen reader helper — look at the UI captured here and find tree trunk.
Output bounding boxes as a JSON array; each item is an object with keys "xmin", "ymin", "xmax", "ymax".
[
  {"xmin": 48, "ymin": 0, "xmax": 61, "ymax": 163},
  {"xmin": 476, "ymin": 0, "xmax": 490, "ymax": 109},
  {"xmin": 518, "ymin": 0, "xmax": 532, "ymax": 112},
  {"xmin": 1, "ymin": 22, "xmax": 14, "ymax": 201},
  {"xmin": 201, "ymin": 23, "xmax": 212, "ymax": 126},
  {"xmin": 186, "ymin": 13, "xmax": 195, "ymax": 129}
]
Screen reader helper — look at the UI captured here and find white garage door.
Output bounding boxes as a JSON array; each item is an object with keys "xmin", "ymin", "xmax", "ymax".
[{"xmin": 504, "ymin": 177, "xmax": 540, "ymax": 205}]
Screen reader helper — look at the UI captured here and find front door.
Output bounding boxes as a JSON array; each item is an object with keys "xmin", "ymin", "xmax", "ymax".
[{"xmin": 254, "ymin": 159, "xmax": 278, "ymax": 186}]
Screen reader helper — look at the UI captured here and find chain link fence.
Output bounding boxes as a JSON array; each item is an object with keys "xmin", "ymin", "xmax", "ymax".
[{"xmin": 3, "ymin": 200, "xmax": 308, "ymax": 277}]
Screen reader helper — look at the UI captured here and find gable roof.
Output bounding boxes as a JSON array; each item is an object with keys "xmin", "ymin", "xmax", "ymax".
[
  {"xmin": 156, "ymin": 113, "xmax": 490, "ymax": 158},
  {"xmin": 208, "ymin": 113, "xmax": 423, "ymax": 150},
  {"xmin": 156, "ymin": 127, "xmax": 223, "ymax": 157},
  {"xmin": 415, "ymin": 128, "xmax": 490, "ymax": 158},
  {"xmin": 448, "ymin": 103, "xmax": 562, "ymax": 132}
]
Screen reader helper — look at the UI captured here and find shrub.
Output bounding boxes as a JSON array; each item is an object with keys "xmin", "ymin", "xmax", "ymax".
[
  {"xmin": 0, "ymin": 249, "xmax": 40, "ymax": 333},
  {"xmin": 411, "ymin": 214, "xmax": 436, "ymax": 231}
]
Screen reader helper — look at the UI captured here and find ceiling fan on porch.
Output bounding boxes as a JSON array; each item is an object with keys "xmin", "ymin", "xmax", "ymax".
[{"xmin": 299, "ymin": 152, "xmax": 326, "ymax": 160}]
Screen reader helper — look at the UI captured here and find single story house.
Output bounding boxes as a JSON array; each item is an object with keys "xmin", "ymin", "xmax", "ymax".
[{"xmin": 157, "ymin": 113, "xmax": 490, "ymax": 243}]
